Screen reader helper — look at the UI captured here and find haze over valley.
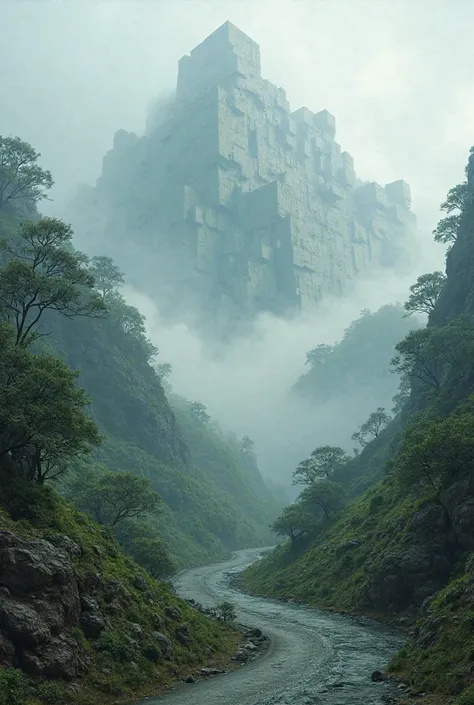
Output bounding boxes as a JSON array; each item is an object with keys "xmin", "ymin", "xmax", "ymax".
[{"xmin": 0, "ymin": 2, "xmax": 473, "ymax": 704}]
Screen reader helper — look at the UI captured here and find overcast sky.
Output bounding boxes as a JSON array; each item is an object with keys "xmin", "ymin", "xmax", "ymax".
[{"xmin": 1, "ymin": 0, "xmax": 473, "ymax": 237}]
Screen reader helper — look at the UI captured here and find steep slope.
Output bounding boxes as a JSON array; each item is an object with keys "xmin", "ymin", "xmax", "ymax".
[
  {"xmin": 45, "ymin": 304, "xmax": 277, "ymax": 565},
  {"xmin": 245, "ymin": 150, "xmax": 474, "ymax": 702},
  {"xmin": 0, "ymin": 479, "xmax": 239, "ymax": 705},
  {"xmin": 0, "ymin": 163, "xmax": 278, "ymax": 568},
  {"xmin": 294, "ymin": 304, "xmax": 417, "ymax": 409}
]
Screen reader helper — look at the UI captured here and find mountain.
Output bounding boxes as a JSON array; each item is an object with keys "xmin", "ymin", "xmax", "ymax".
[{"xmin": 244, "ymin": 148, "xmax": 474, "ymax": 703}]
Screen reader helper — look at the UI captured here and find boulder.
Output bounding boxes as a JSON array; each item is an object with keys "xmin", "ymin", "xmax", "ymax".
[
  {"xmin": 21, "ymin": 634, "xmax": 90, "ymax": 680},
  {"xmin": 365, "ymin": 544, "xmax": 452, "ymax": 611},
  {"xmin": 133, "ymin": 575, "xmax": 147, "ymax": 592},
  {"xmin": 152, "ymin": 631, "xmax": 173, "ymax": 659},
  {"xmin": 244, "ymin": 627, "xmax": 263, "ymax": 640},
  {"xmin": 175, "ymin": 625, "xmax": 192, "ymax": 645},
  {"xmin": 80, "ymin": 610, "xmax": 105, "ymax": 639},
  {"xmin": 0, "ymin": 595, "xmax": 50, "ymax": 646},
  {"xmin": 0, "ymin": 531, "xmax": 76, "ymax": 595},
  {"xmin": 102, "ymin": 578, "xmax": 122, "ymax": 603},
  {"xmin": 129, "ymin": 622, "xmax": 143, "ymax": 640},
  {"xmin": 165, "ymin": 606, "xmax": 182, "ymax": 621},
  {"xmin": 200, "ymin": 667, "xmax": 225, "ymax": 676},
  {"xmin": 0, "ymin": 532, "xmax": 80, "ymax": 623}
]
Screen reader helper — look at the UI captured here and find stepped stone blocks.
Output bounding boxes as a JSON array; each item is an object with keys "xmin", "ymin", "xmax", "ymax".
[{"xmin": 83, "ymin": 21, "xmax": 416, "ymax": 327}]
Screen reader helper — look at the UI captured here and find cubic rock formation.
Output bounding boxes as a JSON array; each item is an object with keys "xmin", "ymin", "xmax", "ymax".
[{"xmin": 73, "ymin": 21, "xmax": 416, "ymax": 329}]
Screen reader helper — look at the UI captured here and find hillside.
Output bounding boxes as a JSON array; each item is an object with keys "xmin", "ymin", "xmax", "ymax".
[
  {"xmin": 47, "ymin": 310, "xmax": 277, "ymax": 566},
  {"xmin": 244, "ymin": 148, "xmax": 474, "ymax": 703},
  {"xmin": 294, "ymin": 304, "xmax": 417, "ymax": 411},
  {"xmin": 0, "ymin": 133, "xmax": 275, "ymax": 704},
  {"xmin": 0, "ymin": 135, "xmax": 278, "ymax": 568},
  {"xmin": 0, "ymin": 486, "xmax": 239, "ymax": 705}
]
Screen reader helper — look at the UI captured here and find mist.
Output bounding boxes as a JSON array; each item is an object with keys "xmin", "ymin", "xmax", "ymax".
[
  {"xmin": 1, "ymin": 0, "xmax": 472, "ymax": 484},
  {"xmin": 124, "ymin": 234, "xmax": 434, "ymax": 484}
]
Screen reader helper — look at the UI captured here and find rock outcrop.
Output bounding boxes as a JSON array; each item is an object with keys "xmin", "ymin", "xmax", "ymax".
[
  {"xmin": 0, "ymin": 531, "xmax": 87, "ymax": 680},
  {"xmin": 70, "ymin": 21, "xmax": 416, "ymax": 332}
]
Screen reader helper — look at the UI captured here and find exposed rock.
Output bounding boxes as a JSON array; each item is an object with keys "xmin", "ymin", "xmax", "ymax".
[
  {"xmin": 78, "ymin": 572, "xmax": 102, "ymax": 596},
  {"xmin": 185, "ymin": 675, "xmax": 196, "ymax": 683},
  {"xmin": 0, "ymin": 596, "xmax": 51, "ymax": 646},
  {"xmin": 21, "ymin": 634, "xmax": 90, "ymax": 680},
  {"xmin": 0, "ymin": 531, "xmax": 80, "ymax": 623},
  {"xmin": 47, "ymin": 534, "xmax": 82, "ymax": 558},
  {"xmin": 133, "ymin": 575, "xmax": 147, "ymax": 592},
  {"xmin": 0, "ymin": 531, "xmax": 76, "ymax": 595},
  {"xmin": 244, "ymin": 627, "xmax": 263, "ymax": 640},
  {"xmin": 80, "ymin": 610, "xmax": 105, "ymax": 639},
  {"xmin": 200, "ymin": 667, "xmax": 225, "ymax": 676},
  {"xmin": 80, "ymin": 595, "xmax": 100, "ymax": 612},
  {"xmin": 365, "ymin": 543, "xmax": 452, "ymax": 612},
  {"xmin": 371, "ymin": 670, "xmax": 387, "ymax": 682},
  {"xmin": 175, "ymin": 625, "xmax": 192, "ymax": 645},
  {"xmin": 151, "ymin": 631, "xmax": 173, "ymax": 660},
  {"xmin": 165, "ymin": 606, "xmax": 182, "ymax": 621},
  {"xmin": 129, "ymin": 622, "xmax": 143, "ymax": 640},
  {"xmin": 242, "ymin": 641, "xmax": 258, "ymax": 651},
  {"xmin": 0, "ymin": 631, "xmax": 15, "ymax": 664}
]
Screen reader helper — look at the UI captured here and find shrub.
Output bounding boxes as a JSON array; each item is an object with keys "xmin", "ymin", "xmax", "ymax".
[{"xmin": 0, "ymin": 668, "xmax": 31, "ymax": 705}]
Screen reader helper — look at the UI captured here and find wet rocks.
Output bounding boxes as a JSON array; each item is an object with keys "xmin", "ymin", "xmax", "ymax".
[
  {"xmin": 200, "ymin": 667, "xmax": 225, "ymax": 676},
  {"xmin": 371, "ymin": 670, "xmax": 387, "ymax": 682},
  {"xmin": 232, "ymin": 625, "xmax": 270, "ymax": 663}
]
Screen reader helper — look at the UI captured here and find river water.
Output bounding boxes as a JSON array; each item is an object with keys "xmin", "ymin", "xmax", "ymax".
[{"xmin": 141, "ymin": 548, "xmax": 404, "ymax": 705}]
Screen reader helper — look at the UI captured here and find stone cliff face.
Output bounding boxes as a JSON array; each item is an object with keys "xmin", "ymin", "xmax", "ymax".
[{"xmin": 71, "ymin": 21, "xmax": 416, "ymax": 331}]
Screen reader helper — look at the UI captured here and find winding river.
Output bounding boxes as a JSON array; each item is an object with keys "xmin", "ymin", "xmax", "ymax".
[{"xmin": 143, "ymin": 548, "xmax": 403, "ymax": 705}]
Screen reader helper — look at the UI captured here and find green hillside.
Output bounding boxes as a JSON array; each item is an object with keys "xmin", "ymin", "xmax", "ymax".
[{"xmin": 244, "ymin": 147, "xmax": 474, "ymax": 703}]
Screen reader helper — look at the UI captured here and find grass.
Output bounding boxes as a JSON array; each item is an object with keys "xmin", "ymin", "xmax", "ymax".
[
  {"xmin": 0, "ymin": 485, "xmax": 239, "ymax": 705},
  {"xmin": 242, "ymin": 474, "xmax": 474, "ymax": 703}
]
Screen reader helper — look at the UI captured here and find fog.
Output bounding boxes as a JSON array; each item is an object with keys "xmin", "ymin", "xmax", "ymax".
[
  {"xmin": 125, "ymin": 248, "xmax": 430, "ymax": 483},
  {"xmin": 1, "ymin": 0, "xmax": 472, "ymax": 482}
]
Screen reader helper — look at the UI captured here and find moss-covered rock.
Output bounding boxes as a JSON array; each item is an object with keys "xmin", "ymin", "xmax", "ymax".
[{"xmin": 0, "ymin": 491, "xmax": 238, "ymax": 705}]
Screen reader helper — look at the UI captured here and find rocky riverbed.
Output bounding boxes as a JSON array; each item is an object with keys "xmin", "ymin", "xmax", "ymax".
[{"xmin": 139, "ymin": 548, "xmax": 408, "ymax": 705}]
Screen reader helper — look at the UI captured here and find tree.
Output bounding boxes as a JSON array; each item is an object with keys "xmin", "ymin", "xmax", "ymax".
[
  {"xmin": 352, "ymin": 407, "xmax": 391, "ymax": 448},
  {"xmin": 239, "ymin": 435, "xmax": 255, "ymax": 455},
  {"xmin": 433, "ymin": 182, "xmax": 469, "ymax": 245},
  {"xmin": 404, "ymin": 271, "xmax": 446, "ymax": 317},
  {"xmin": 0, "ymin": 218, "xmax": 106, "ymax": 346},
  {"xmin": 293, "ymin": 445, "xmax": 350, "ymax": 485},
  {"xmin": 130, "ymin": 538, "xmax": 176, "ymax": 580},
  {"xmin": 0, "ymin": 323, "xmax": 101, "ymax": 483},
  {"xmin": 305, "ymin": 343, "xmax": 334, "ymax": 368},
  {"xmin": 89, "ymin": 256, "xmax": 125, "ymax": 303},
  {"xmin": 215, "ymin": 600, "xmax": 236, "ymax": 622},
  {"xmin": 391, "ymin": 317, "xmax": 474, "ymax": 391},
  {"xmin": 156, "ymin": 362, "xmax": 172, "ymax": 382},
  {"xmin": 299, "ymin": 480, "xmax": 346, "ymax": 519},
  {"xmin": 391, "ymin": 371, "xmax": 411, "ymax": 415},
  {"xmin": 0, "ymin": 135, "xmax": 53, "ymax": 211},
  {"xmin": 188, "ymin": 401, "xmax": 210, "ymax": 424},
  {"xmin": 433, "ymin": 214, "xmax": 462, "ymax": 246},
  {"xmin": 395, "ymin": 412, "xmax": 474, "ymax": 496},
  {"xmin": 271, "ymin": 504, "xmax": 314, "ymax": 546},
  {"xmin": 79, "ymin": 471, "xmax": 161, "ymax": 527}
]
